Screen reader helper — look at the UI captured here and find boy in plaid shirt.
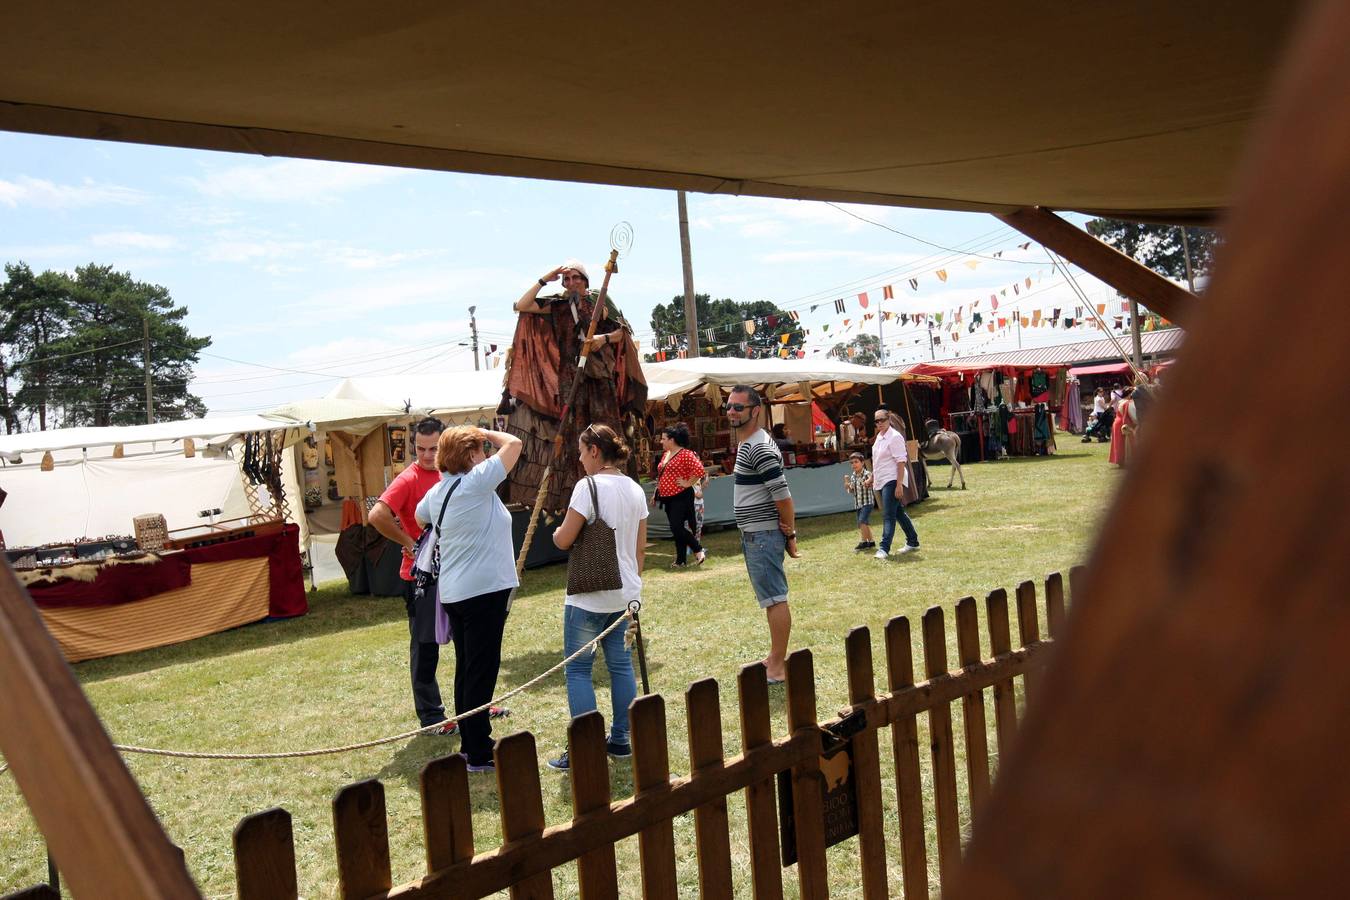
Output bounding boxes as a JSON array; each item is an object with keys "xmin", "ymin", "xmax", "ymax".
[{"xmin": 844, "ymin": 451, "xmax": 876, "ymax": 552}]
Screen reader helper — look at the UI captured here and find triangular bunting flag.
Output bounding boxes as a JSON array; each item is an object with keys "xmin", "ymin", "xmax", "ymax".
[
  {"xmin": 857, "ymin": 292, "xmax": 869, "ymax": 309},
  {"xmin": 834, "ymin": 298, "xmax": 846, "ymax": 313},
  {"xmin": 883, "ymin": 284, "xmax": 894, "ymax": 299},
  {"xmin": 936, "ymin": 269, "xmax": 948, "ymax": 282}
]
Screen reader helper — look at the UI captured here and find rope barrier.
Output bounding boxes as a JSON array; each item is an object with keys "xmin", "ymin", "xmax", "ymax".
[{"xmin": 0, "ymin": 608, "xmax": 635, "ymax": 772}]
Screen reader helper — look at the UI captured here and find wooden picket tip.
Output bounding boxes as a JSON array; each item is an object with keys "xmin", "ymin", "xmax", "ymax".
[
  {"xmin": 332, "ymin": 779, "xmax": 391, "ymax": 900},
  {"xmin": 984, "ymin": 589, "xmax": 1019, "ymax": 757},
  {"xmin": 233, "ymin": 807, "xmax": 297, "ymax": 900},
  {"xmin": 630, "ymin": 694, "xmax": 678, "ymax": 899},
  {"xmin": 784, "ymin": 649, "xmax": 829, "ymax": 900},
  {"xmin": 884, "ymin": 614, "xmax": 929, "ymax": 900},
  {"xmin": 566, "ymin": 711, "xmax": 618, "ymax": 899},
  {"xmin": 955, "ymin": 597, "xmax": 993, "ymax": 814},
  {"xmin": 686, "ymin": 678, "xmax": 734, "ymax": 900},
  {"xmin": 1015, "ymin": 581, "xmax": 1043, "ymax": 702},
  {"xmin": 844, "ymin": 626, "xmax": 889, "ymax": 900},
  {"xmin": 922, "ymin": 606, "xmax": 962, "ymax": 887},
  {"xmin": 737, "ymin": 662, "xmax": 785, "ymax": 900},
  {"xmin": 494, "ymin": 731, "xmax": 554, "ymax": 899},
  {"xmin": 419, "ymin": 753, "xmax": 473, "ymax": 873}
]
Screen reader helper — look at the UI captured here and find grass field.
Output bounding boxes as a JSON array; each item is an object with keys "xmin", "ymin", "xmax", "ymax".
[{"xmin": 1, "ymin": 441, "xmax": 1120, "ymax": 897}]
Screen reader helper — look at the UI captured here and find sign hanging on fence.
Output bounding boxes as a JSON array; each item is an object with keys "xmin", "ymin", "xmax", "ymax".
[{"xmin": 776, "ymin": 740, "xmax": 860, "ymax": 866}]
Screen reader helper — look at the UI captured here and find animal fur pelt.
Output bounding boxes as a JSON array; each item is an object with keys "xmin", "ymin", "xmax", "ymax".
[{"xmin": 17, "ymin": 552, "xmax": 162, "ymax": 587}]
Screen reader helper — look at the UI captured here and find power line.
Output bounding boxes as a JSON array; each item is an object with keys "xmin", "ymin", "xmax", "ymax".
[{"xmin": 824, "ymin": 203, "xmax": 1042, "ymax": 264}]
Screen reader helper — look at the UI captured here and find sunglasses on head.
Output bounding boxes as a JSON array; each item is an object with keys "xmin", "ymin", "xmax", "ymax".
[{"xmin": 723, "ymin": 402, "xmax": 755, "ymax": 412}]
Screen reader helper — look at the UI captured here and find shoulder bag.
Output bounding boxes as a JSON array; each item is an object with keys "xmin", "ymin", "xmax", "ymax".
[
  {"xmin": 566, "ymin": 475, "xmax": 624, "ymax": 594},
  {"xmin": 410, "ymin": 477, "xmax": 461, "ymax": 644}
]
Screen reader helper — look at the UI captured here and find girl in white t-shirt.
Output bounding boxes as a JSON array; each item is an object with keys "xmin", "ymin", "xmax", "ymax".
[{"xmin": 546, "ymin": 423, "xmax": 648, "ymax": 770}]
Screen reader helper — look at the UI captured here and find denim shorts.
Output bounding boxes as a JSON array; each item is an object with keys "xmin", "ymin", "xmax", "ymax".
[
  {"xmin": 740, "ymin": 528, "xmax": 789, "ymax": 608},
  {"xmin": 855, "ymin": 503, "xmax": 874, "ymax": 526}
]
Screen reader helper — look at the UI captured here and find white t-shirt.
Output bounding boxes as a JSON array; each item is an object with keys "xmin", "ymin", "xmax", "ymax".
[
  {"xmin": 415, "ymin": 455, "xmax": 519, "ymax": 604},
  {"xmin": 564, "ymin": 472, "xmax": 649, "ymax": 613}
]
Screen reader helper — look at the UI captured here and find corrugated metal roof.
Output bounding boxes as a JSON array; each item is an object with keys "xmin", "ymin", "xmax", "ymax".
[{"xmin": 893, "ymin": 329, "xmax": 1184, "ymax": 373}]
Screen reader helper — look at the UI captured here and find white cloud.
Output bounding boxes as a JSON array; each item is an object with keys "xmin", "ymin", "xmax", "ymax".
[
  {"xmin": 91, "ymin": 231, "xmax": 179, "ymax": 250},
  {"xmin": 0, "ymin": 176, "xmax": 147, "ymax": 209},
  {"xmin": 183, "ymin": 159, "xmax": 402, "ymax": 203}
]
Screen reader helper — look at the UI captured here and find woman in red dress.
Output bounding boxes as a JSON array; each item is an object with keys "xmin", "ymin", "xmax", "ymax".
[
  {"xmin": 653, "ymin": 422, "xmax": 707, "ymax": 567},
  {"xmin": 1108, "ymin": 387, "xmax": 1137, "ymax": 467}
]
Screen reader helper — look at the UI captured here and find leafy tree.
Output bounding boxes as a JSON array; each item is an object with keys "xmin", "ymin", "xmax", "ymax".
[
  {"xmin": 1, "ymin": 262, "xmax": 72, "ymax": 430},
  {"xmin": 1084, "ymin": 219, "xmax": 1218, "ymax": 288},
  {"xmin": 0, "ymin": 262, "xmax": 211, "ymax": 429},
  {"xmin": 647, "ymin": 293, "xmax": 803, "ymax": 361},
  {"xmin": 827, "ymin": 333, "xmax": 881, "ymax": 366}
]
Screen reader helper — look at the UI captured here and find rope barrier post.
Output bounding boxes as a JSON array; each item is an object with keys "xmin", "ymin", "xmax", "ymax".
[
  {"xmin": 628, "ymin": 600, "xmax": 650, "ymax": 695},
  {"xmin": 47, "ymin": 843, "xmax": 60, "ymax": 894}
]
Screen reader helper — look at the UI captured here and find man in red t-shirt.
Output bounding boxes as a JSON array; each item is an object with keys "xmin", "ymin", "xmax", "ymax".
[{"xmin": 370, "ymin": 418, "xmax": 455, "ymax": 731}]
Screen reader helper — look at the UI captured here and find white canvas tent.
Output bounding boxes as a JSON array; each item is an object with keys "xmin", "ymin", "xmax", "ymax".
[
  {"xmin": 641, "ymin": 357, "xmax": 909, "ymax": 407},
  {"xmin": 0, "ymin": 414, "xmax": 308, "ymax": 548},
  {"xmin": 325, "ymin": 372, "xmax": 505, "ymax": 425}
]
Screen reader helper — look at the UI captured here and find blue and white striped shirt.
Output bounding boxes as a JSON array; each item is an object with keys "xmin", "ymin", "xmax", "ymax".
[{"xmin": 733, "ymin": 429, "xmax": 792, "ymax": 532}]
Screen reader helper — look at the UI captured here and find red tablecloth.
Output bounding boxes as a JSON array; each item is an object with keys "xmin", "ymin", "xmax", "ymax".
[{"xmin": 26, "ymin": 524, "xmax": 307, "ymax": 618}]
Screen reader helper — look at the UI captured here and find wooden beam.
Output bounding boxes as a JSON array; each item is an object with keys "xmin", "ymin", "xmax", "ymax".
[
  {"xmin": 0, "ymin": 564, "xmax": 202, "ymax": 898},
  {"xmin": 955, "ymin": 1, "xmax": 1350, "ymax": 895},
  {"xmin": 997, "ymin": 206, "xmax": 1197, "ymax": 325}
]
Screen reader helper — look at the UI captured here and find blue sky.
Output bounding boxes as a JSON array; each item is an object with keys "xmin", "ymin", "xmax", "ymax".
[{"xmin": 0, "ymin": 131, "xmax": 1122, "ymax": 416}]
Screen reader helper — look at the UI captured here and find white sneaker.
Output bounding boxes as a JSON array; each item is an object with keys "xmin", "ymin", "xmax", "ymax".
[
  {"xmin": 896, "ymin": 545, "xmax": 919, "ymax": 555},
  {"xmin": 873, "ymin": 548, "xmax": 889, "ymax": 560}
]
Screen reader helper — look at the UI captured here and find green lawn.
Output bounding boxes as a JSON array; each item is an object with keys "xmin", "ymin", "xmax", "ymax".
[{"xmin": 1, "ymin": 442, "xmax": 1119, "ymax": 898}]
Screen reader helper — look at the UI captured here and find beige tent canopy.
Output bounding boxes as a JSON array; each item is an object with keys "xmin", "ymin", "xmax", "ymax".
[{"xmin": 0, "ymin": 2, "xmax": 1296, "ymax": 223}]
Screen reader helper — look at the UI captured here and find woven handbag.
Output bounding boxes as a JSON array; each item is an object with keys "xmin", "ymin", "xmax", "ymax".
[{"xmin": 566, "ymin": 475, "xmax": 624, "ymax": 595}]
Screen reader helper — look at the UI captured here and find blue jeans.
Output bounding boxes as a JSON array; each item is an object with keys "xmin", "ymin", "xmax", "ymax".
[
  {"xmin": 563, "ymin": 605, "xmax": 637, "ymax": 746},
  {"xmin": 879, "ymin": 480, "xmax": 920, "ymax": 553},
  {"xmin": 740, "ymin": 528, "xmax": 789, "ymax": 608}
]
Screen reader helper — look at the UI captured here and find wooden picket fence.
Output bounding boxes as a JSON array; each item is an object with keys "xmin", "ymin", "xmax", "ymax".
[{"xmin": 231, "ymin": 569, "xmax": 1075, "ymax": 899}]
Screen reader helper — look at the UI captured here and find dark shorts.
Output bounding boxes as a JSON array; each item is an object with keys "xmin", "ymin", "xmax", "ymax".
[{"xmin": 855, "ymin": 503, "xmax": 874, "ymax": 525}]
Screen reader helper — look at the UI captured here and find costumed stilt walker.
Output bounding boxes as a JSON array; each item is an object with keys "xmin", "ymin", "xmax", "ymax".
[
  {"xmin": 501, "ymin": 224, "xmax": 651, "ymax": 687},
  {"xmin": 500, "ymin": 224, "xmax": 647, "ymax": 519}
]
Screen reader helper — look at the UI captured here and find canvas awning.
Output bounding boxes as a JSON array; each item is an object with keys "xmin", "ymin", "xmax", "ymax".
[
  {"xmin": 325, "ymin": 373, "xmax": 505, "ymax": 424},
  {"xmin": 642, "ymin": 357, "xmax": 934, "ymax": 406},
  {"xmin": 0, "ymin": 414, "xmax": 304, "ymax": 458},
  {"xmin": 0, "ymin": 2, "xmax": 1301, "ymax": 221},
  {"xmin": 1069, "ymin": 363, "xmax": 1133, "ymax": 377}
]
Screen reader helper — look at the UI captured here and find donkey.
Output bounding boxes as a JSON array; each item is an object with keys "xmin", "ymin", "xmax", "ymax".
[{"xmin": 921, "ymin": 419, "xmax": 967, "ymax": 489}]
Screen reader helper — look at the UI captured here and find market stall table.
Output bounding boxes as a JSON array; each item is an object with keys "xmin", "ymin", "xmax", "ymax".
[{"xmin": 25, "ymin": 524, "xmax": 307, "ymax": 663}]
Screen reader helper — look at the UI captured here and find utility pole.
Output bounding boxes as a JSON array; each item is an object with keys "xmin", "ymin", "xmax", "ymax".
[
  {"xmin": 677, "ymin": 191, "xmax": 699, "ymax": 357},
  {"xmin": 142, "ymin": 314, "xmax": 154, "ymax": 424},
  {"xmin": 1015, "ymin": 311, "xmax": 1022, "ymax": 349},
  {"xmin": 877, "ymin": 302, "xmax": 886, "ymax": 367},
  {"xmin": 1179, "ymin": 226, "xmax": 1196, "ymax": 293},
  {"xmin": 1129, "ymin": 297, "xmax": 1144, "ymax": 371},
  {"xmin": 927, "ymin": 321, "xmax": 936, "ymax": 360},
  {"xmin": 468, "ymin": 305, "xmax": 481, "ymax": 371}
]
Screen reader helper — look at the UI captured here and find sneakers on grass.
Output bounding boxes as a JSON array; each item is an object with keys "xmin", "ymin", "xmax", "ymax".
[
  {"xmin": 873, "ymin": 548, "xmax": 889, "ymax": 560},
  {"xmin": 896, "ymin": 544, "xmax": 920, "ymax": 555},
  {"xmin": 547, "ymin": 742, "xmax": 631, "ymax": 772}
]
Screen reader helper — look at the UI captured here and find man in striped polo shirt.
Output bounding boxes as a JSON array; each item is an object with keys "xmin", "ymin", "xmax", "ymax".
[{"xmin": 726, "ymin": 385, "xmax": 800, "ymax": 684}]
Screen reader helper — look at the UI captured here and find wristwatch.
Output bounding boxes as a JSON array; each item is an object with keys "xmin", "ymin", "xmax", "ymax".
[
  {"xmin": 784, "ymin": 531, "xmax": 797, "ymax": 540},
  {"xmin": 537, "ymin": 277, "xmax": 548, "ymax": 287}
]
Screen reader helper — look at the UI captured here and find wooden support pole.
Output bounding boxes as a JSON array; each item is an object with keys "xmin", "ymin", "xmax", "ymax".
[
  {"xmin": 997, "ymin": 206, "xmax": 1198, "ymax": 325},
  {"xmin": 954, "ymin": 4, "xmax": 1350, "ymax": 895},
  {"xmin": 0, "ymin": 566, "xmax": 202, "ymax": 899}
]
